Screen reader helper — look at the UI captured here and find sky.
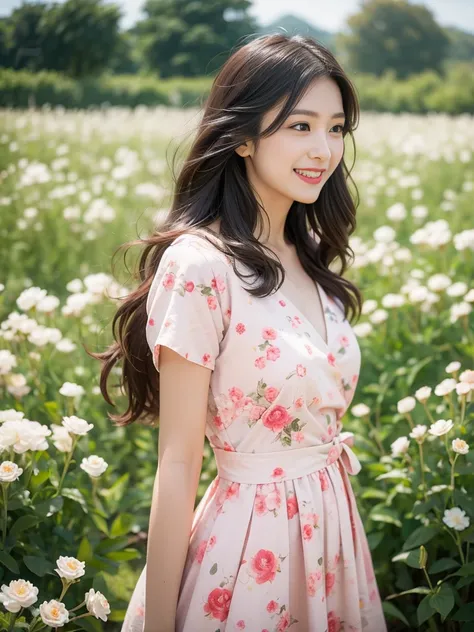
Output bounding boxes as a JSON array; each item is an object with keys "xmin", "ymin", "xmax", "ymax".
[{"xmin": 1, "ymin": 0, "xmax": 474, "ymax": 34}]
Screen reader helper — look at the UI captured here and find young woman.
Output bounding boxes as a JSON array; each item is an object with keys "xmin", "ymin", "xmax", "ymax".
[{"xmin": 93, "ymin": 33, "xmax": 388, "ymax": 632}]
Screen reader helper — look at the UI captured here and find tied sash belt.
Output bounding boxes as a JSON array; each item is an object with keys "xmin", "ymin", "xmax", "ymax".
[{"xmin": 212, "ymin": 431, "xmax": 362, "ymax": 485}]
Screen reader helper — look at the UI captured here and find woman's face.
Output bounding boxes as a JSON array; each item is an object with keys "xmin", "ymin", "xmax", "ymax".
[{"xmin": 236, "ymin": 76, "xmax": 346, "ymax": 210}]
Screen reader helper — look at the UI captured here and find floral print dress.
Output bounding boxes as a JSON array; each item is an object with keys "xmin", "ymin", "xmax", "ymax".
[{"xmin": 121, "ymin": 232, "xmax": 387, "ymax": 632}]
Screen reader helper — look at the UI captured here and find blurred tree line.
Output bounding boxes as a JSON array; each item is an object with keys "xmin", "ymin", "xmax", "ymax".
[{"xmin": 0, "ymin": 0, "xmax": 472, "ymax": 80}]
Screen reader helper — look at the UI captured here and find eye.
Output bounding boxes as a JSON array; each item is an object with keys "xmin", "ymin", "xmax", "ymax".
[{"xmin": 290, "ymin": 123, "xmax": 345, "ymax": 133}]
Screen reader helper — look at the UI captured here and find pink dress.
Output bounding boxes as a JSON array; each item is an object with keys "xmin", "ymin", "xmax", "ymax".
[{"xmin": 121, "ymin": 232, "xmax": 387, "ymax": 632}]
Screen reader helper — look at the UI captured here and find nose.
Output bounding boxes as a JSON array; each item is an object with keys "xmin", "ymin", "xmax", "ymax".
[{"xmin": 308, "ymin": 132, "xmax": 331, "ymax": 162}]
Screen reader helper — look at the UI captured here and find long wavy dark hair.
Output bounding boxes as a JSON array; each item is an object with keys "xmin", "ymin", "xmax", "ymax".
[{"xmin": 87, "ymin": 33, "xmax": 362, "ymax": 427}]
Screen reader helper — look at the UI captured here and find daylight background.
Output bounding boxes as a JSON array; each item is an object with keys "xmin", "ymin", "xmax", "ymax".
[{"xmin": 0, "ymin": 1, "xmax": 473, "ymax": 631}]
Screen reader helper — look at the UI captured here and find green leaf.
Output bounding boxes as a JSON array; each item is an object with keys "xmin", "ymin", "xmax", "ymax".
[
  {"xmin": 210, "ymin": 563, "xmax": 218, "ymax": 575},
  {"xmin": 386, "ymin": 587, "xmax": 431, "ymax": 600},
  {"xmin": 429, "ymin": 558, "xmax": 460, "ymax": 574},
  {"xmin": 90, "ymin": 512, "xmax": 109, "ymax": 536},
  {"xmin": 10, "ymin": 515, "xmax": 39, "ymax": 537},
  {"xmin": 369, "ymin": 505, "xmax": 402, "ymax": 527},
  {"xmin": 382, "ymin": 601, "xmax": 409, "ymax": 626},
  {"xmin": 430, "ymin": 582, "xmax": 455, "ymax": 618},
  {"xmin": 48, "ymin": 459, "xmax": 59, "ymax": 487},
  {"xmin": 376, "ymin": 468, "xmax": 409, "ymax": 481},
  {"xmin": 77, "ymin": 536, "xmax": 94, "ymax": 563},
  {"xmin": 452, "ymin": 603, "xmax": 474, "ymax": 622},
  {"xmin": 110, "ymin": 513, "xmax": 135, "ymax": 538},
  {"xmin": 402, "ymin": 526, "xmax": 438, "ymax": 551},
  {"xmin": 62, "ymin": 487, "xmax": 88, "ymax": 512},
  {"xmin": 367, "ymin": 531, "xmax": 384, "ymax": 551},
  {"xmin": 44, "ymin": 401, "xmax": 61, "ymax": 423},
  {"xmin": 393, "ymin": 547, "xmax": 426, "ymax": 569},
  {"xmin": 106, "ymin": 548, "xmax": 141, "ymax": 562},
  {"xmin": 35, "ymin": 495, "xmax": 63, "ymax": 517},
  {"xmin": 455, "ymin": 562, "xmax": 474, "ymax": 576},
  {"xmin": 23, "ymin": 555, "xmax": 54, "ymax": 577},
  {"xmin": 417, "ymin": 594, "xmax": 436, "ymax": 626},
  {"xmin": 96, "ymin": 536, "xmax": 129, "ymax": 555},
  {"xmin": 0, "ymin": 551, "xmax": 19, "ymax": 574}
]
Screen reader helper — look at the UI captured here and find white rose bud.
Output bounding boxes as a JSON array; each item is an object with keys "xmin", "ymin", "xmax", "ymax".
[
  {"xmin": 51, "ymin": 425, "xmax": 73, "ymax": 452},
  {"xmin": 414, "ymin": 386, "xmax": 431, "ymax": 402},
  {"xmin": 409, "ymin": 425, "xmax": 428, "ymax": 441},
  {"xmin": 0, "ymin": 579, "xmax": 39, "ymax": 613},
  {"xmin": 39, "ymin": 599, "xmax": 69, "ymax": 627},
  {"xmin": 397, "ymin": 396, "xmax": 416, "ymax": 414},
  {"xmin": 391, "ymin": 436, "xmax": 410, "ymax": 457},
  {"xmin": 85, "ymin": 588, "xmax": 111, "ymax": 622},
  {"xmin": 80, "ymin": 455, "xmax": 108, "ymax": 478},
  {"xmin": 0, "ymin": 461, "xmax": 23, "ymax": 483},
  {"xmin": 55, "ymin": 556, "xmax": 85, "ymax": 582}
]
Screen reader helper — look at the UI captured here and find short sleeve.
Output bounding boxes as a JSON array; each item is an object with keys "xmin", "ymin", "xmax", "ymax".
[{"xmin": 145, "ymin": 242, "xmax": 228, "ymax": 372}]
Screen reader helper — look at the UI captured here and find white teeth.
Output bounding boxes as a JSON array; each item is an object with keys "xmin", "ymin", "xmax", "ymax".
[{"xmin": 295, "ymin": 169, "xmax": 321, "ymax": 178}]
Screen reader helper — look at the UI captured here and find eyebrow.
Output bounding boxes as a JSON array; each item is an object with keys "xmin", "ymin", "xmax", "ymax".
[{"xmin": 289, "ymin": 109, "xmax": 346, "ymax": 119}]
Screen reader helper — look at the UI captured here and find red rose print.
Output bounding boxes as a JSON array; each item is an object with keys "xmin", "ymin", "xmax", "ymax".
[
  {"xmin": 296, "ymin": 364, "xmax": 306, "ymax": 377},
  {"xmin": 148, "ymin": 318, "xmax": 155, "ymax": 326},
  {"xmin": 255, "ymin": 357, "xmax": 266, "ymax": 369},
  {"xmin": 184, "ymin": 281, "xmax": 194, "ymax": 292},
  {"xmin": 236, "ymin": 322, "xmax": 246, "ymax": 334},
  {"xmin": 327, "ymin": 353, "xmax": 337, "ymax": 366},
  {"xmin": 277, "ymin": 611, "xmax": 291, "ymax": 631},
  {"xmin": 262, "ymin": 327, "xmax": 278, "ymax": 340},
  {"xmin": 325, "ymin": 572, "xmax": 336, "ymax": 596},
  {"xmin": 162, "ymin": 272, "xmax": 175, "ymax": 290},
  {"xmin": 207, "ymin": 295, "xmax": 218, "ymax": 310},
  {"xmin": 211, "ymin": 275, "xmax": 226, "ymax": 293},
  {"xmin": 203, "ymin": 587, "xmax": 232, "ymax": 621},
  {"xmin": 266, "ymin": 346, "xmax": 281, "ymax": 361},
  {"xmin": 278, "ymin": 299, "xmax": 286, "ymax": 306},
  {"xmin": 328, "ymin": 610, "xmax": 342, "ymax": 632},
  {"xmin": 302, "ymin": 524, "xmax": 313, "ymax": 540},
  {"xmin": 236, "ymin": 620, "xmax": 246, "ymax": 629},
  {"xmin": 266, "ymin": 600, "xmax": 279, "ymax": 613},
  {"xmin": 202, "ymin": 353, "xmax": 211, "ymax": 365},
  {"xmin": 261, "ymin": 405, "xmax": 290, "ymax": 432},
  {"xmin": 326, "ymin": 445, "xmax": 340, "ymax": 466},
  {"xmin": 272, "ymin": 467, "xmax": 285, "ymax": 478},
  {"xmin": 229, "ymin": 387, "xmax": 245, "ymax": 402},
  {"xmin": 319, "ymin": 470, "xmax": 329, "ymax": 491},
  {"xmin": 250, "ymin": 405, "xmax": 266, "ymax": 421},
  {"xmin": 307, "ymin": 570, "xmax": 322, "ymax": 597},
  {"xmin": 249, "ymin": 549, "xmax": 279, "ymax": 584},
  {"xmin": 287, "ymin": 496, "xmax": 299, "ymax": 519},
  {"xmin": 264, "ymin": 386, "xmax": 280, "ymax": 403}
]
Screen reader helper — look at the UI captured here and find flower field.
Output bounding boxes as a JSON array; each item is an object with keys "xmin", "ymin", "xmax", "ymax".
[{"xmin": 0, "ymin": 105, "xmax": 473, "ymax": 630}]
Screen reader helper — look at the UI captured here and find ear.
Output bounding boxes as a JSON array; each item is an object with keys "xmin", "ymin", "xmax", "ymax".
[{"xmin": 235, "ymin": 140, "xmax": 254, "ymax": 158}]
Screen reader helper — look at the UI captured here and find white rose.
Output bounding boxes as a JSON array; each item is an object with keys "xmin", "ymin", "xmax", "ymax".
[
  {"xmin": 446, "ymin": 361, "xmax": 461, "ymax": 373},
  {"xmin": 0, "ymin": 580, "xmax": 38, "ymax": 613},
  {"xmin": 62, "ymin": 415, "xmax": 94, "ymax": 436},
  {"xmin": 0, "ymin": 350, "xmax": 17, "ymax": 375},
  {"xmin": 391, "ymin": 436, "xmax": 410, "ymax": 457},
  {"xmin": 452, "ymin": 438, "xmax": 469, "ymax": 455},
  {"xmin": 39, "ymin": 599, "xmax": 69, "ymax": 627},
  {"xmin": 55, "ymin": 556, "xmax": 86, "ymax": 581},
  {"xmin": 429, "ymin": 419, "xmax": 454, "ymax": 437},
  {"xmin": 409, "ymin": 425, "xmax": 427, "ymax": 441},
  {"xmin": 0, "ymin": 461, "xmax": 23, "ymax": 483},
  {"xmin": 80, "ymin": 455, "xmax": 108, "ymax": 478},
  {"xmin": 351, "ymin": 403, "xmax": 371, "ymax": 417},
  {"xmin": 51, "ymin": 425, "xmax": 73, "ymax": 452},
  {"xmin": 397, "ymin": 396, "xmax": 416, "ymax": 414},
  {"xmin": 0, "ymin": 409, "xmax": 25, "ymax": 423},
  {"xmin": 442, "ymin": 507, "xmax": 470, "ymax": 531},
  {"xmin": 58, "ymin": 382, "xmax": 85, "ymax": 397},
  {"xmin": 85, "ymin": 588, "xmax": 111, "ymax": 622}
]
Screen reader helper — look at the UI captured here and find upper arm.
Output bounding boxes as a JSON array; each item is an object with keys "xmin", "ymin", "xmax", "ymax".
[{"xmin": 157, "ymin": 349, "xmax": 211, "ymax": 470}]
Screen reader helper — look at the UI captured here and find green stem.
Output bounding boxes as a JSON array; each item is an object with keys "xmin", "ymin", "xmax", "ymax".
[
  {"xmin": 418, "ymin": 442, "xmax": 427, "ymax": 502},
  {"xmin": 2, "ymin": 482, "xmax": 9, "ymax": 547},
  {"xmin": 7, "ymin": 610, "xmax": 18, "ymax": 632},
  {"xmin": 53, "ymin": 436, "xmax": 78, "ymax": 497},
  {"xmin": 450, "ymin": 453, "xmax": 459, "ymax": 507}
]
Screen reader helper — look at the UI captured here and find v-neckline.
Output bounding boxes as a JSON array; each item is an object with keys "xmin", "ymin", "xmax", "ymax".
[
  {"xmin": 180, "ymin": 230, "xmax": 331, "ymax": 349},
  {"xmin": 276, "ymin": 280, "xmax": 330, "ymax": 350}
]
